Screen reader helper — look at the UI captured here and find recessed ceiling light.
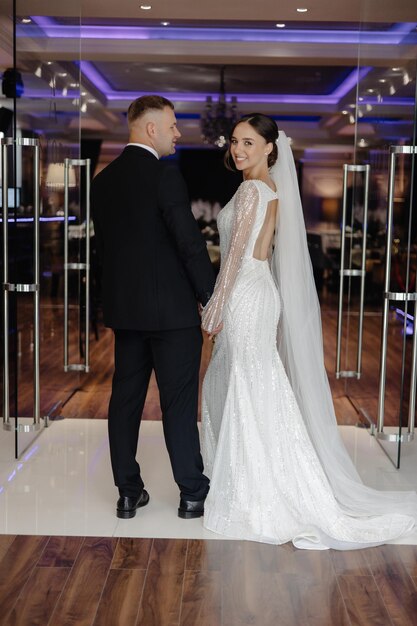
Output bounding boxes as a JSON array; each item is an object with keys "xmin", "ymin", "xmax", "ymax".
[
  {"xmin": 57, "ymin": 72, "xmax": 67, "ymax": 77},
  {"xmin": 379, "ymin": 79, "xmax": 386, "ymax": 83},
  {"xmin": 358, "ymin": 96, "xmax": 363, "ymax": 101},
  {"xmin": 88, "ymin": 98, "xmax": 97, "ymax": 103},
  {"xmin": 21, "ymin": 18, "xmax": 31, "ymax": 24},
  {"xmin": 296, "ymin": 8, "xmax": 308, "ymax": 12},
  {"xmin": 161, "ymin": 21, "xmax": 170, "ymax": 26},
  {"xmin": 81, "ymin": 91, "xmax": 87, "ymax": 96},
  {"xmin": 70, "ymin": 82, "xmax": 78, "ymax": 88},
  {"xmin": 341, "ymin": 110, "xmax": 348, "ymax": 115},
  {"xmin": 275, "ymin": 23, "xmax": 286, "ymax": 28},
  {"xmin": 140, "ymin": 4, "xmax": 152, "ymax": 9},
  {"xmin": 391, "ymin": 67, "xmax": 401, "ymax": 71},
  {"xmin": 46, "ymin": 61, "xmax": 53, "ymax": 65},
  {"xmin": 367, "ymin": 88, "xmax": 374, "ymax": 93}
]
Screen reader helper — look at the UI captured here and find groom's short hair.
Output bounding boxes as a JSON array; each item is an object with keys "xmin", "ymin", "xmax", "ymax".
[{"xmin": 127, "ymin": 95, "xmax": 174, "ymax": 125}]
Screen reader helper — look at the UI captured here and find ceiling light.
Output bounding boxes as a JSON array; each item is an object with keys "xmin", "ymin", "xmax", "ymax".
[
  {"xmin": 34, "ymin": 65, "xmax": 42, "ymax": 78},
  {"xmin": 389, "ymin": 84, "xmax": 396, "ymax": 95},
  {"xmin": 87, "ymin": 98, "xmax": 97, "ymax": 103},
  {"xmin": 379, "ymin": 79, "xmax": 386, "ymax": 83},
  {"xmin": 349, "ymin": 114, "xmax": 355, "ymax": 124},
  {"xmin": 366, "ymin": 88, "xmax": 374, "ymax": 93},
  {"xmin": 62, "ymin": 87, "xmax": 68, "ymax": 96},
  {"xmin": 341, "ymin": 110, "xmax": 348, "ymax": 115},
  {"xmin": 140, "ymin": 4, "xmax": 152, "ymax": 9},
  {"xmin": 276, "ymin": 23, "xmax": 286, "ymax": 28},
  {"xmin": 161, "ymin": 21, "xmax": 170, "ymax": 26},
  {"xmin": 358, "ymin": 97, "xmax": 363, "ymax": 101},
  {"xmin": 69, "ymin": 83, "xmax": 78, "ymax": 88},
  {"xmin": 46, "ymin": 61, "xmax": 53, "ymax": 66},
  {"xmin": 57, "ymin": 72, "xmax": 67, "ymax": 77},
  {"xmin": 81, "ymin": 91, "xmax": 87, "ymax": 96},
  {"xmin": 21, "ymin": 18, "xmax": 31, "ymax": 24},
  {"xmin": 81, "ymin": 102, "xmax": 87, "ymax": 113},
  {"xmin": 391, "ymin": 67, "xmax": 401, "ymax": 71},
  {"xmin": 296, "ymin": 8, "xmax": 308, "ymax": 12},
  {"xmin": 147, "ymin": 67, "xmax": 168, "ymax": 73}
]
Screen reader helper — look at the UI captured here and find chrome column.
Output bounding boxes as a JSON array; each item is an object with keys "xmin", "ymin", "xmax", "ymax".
[
  {"xmin": 63, "ymin": 158, "xmax": 91, "ymax": 373},
  {"xmin": 2, "ymin": 137, "xmax": 41, "ymax": 432},
  {"xmin": 336, "ymin": 164, "xmax": 370, "ymax": 379},
  {"xmin": 377, "ymin": 145, "xmax": 417, "ymax": 442}
]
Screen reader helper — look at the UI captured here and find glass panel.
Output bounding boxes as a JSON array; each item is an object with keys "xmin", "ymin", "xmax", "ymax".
[
  {"xmin": 345, "ymin": 16, "xmax": 417, "ymax": 467},
  {"xmin": 9, "ymin": 4, "xmax": 82, "ymax": 457}
]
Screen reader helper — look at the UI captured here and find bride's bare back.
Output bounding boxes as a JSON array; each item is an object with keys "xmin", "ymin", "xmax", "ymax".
[{"xmin": 252, "ymin": 198, "xmax": 278, "ymax": 261}]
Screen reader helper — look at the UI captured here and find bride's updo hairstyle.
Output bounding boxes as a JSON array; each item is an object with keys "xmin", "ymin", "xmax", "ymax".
[{"xmin": 224, "ymin": 113, "xmax": 279, "ymax": 171}]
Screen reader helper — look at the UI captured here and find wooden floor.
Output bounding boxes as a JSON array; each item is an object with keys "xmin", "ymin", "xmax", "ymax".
[{"xmin": 1, "ymin": 534, "xmax": 417, "ymax": 625}]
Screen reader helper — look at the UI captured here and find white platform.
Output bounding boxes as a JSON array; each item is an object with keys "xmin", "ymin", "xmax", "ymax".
[{"xmin": 1, "ymin": 419, "xmax": 417, "ymax": 543}]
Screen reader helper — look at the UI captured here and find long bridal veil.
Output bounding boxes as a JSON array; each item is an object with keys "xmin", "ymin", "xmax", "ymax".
[{"xmin": 271, "ymin": 130, "xmax": 417, "ymax": 519}]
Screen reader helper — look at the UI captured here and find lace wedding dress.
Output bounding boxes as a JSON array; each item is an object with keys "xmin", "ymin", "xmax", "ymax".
[{"xmin": 201, "ymin": 177, "xmax": 416, "ymax": 550}]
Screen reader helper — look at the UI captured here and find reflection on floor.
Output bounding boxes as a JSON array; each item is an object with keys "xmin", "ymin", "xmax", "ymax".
[
  {"xmin": 12, "ymin": 299, "xmax": 415, "ymax": 428},
  {"xmin": 1, "ymin": 419, "xmax": 417, "ymax": 543}
]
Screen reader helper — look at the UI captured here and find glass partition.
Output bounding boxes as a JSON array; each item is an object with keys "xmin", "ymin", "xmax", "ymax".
[
  {"xmin": 2, "ymin": 3, "xmax": 83, "ymax": 457},
  {"xmin": 342, "ymin": 17, "xmax": 417, "ymax": 467}
]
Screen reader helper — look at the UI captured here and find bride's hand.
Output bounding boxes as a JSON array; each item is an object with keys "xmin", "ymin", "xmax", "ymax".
[{"xmin": 208, "ymin": 322, "xmax": 223, "ymax": 341}]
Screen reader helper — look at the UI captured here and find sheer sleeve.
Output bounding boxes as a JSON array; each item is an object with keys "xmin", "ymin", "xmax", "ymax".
[{"xmin": 202, "ymin": 180, "xmax": 259, "ymax": 333}]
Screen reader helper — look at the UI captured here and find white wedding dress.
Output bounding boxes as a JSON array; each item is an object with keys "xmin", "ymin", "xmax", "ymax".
[{"xmin": 202, "ymin": 177, "xmax": 416, "ymax": 550}]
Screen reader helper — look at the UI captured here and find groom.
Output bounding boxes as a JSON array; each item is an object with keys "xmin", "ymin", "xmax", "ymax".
[{"xmin": 91, "ymin": 95, "xmax": 215, "ymax": 519}]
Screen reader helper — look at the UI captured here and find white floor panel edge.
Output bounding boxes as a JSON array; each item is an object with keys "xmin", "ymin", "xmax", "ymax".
[{"xmin": 1, "ymin": 419, "xmax": 417, "ymax": 543}]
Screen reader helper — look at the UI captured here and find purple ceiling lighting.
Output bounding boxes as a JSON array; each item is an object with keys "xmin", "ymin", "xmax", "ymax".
[
  {"xmin": 27, "ymin": 17, "xmax": 417, "ymax": 46},
  {"xmin": 26, "ymin": 61, "xmax": 414, "ymax": 108},
  {"xmin": 23, "ymin": 18, "xmax": 416, "ymax": 109},
  {"xmin": 332, "ymin": 67, "xmax": 372, "ymax": 99},
  {"xmin": 80, "ymin": 61, "xmax": 371, "ymax": 106}
]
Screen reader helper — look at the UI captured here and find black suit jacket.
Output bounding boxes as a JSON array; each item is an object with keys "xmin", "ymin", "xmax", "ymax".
[{"xmin": 91, "ymin": 146, "xmax": 215, "ymax": 330}]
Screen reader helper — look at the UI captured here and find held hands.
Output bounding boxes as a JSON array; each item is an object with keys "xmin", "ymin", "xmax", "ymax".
[
  {"xmin": 199, "ymin": 296, "xmax": 223, "ymax": 340},
  {"xmin": 207, "ymin": 322, "xmax": 223, "ymax": 341}
]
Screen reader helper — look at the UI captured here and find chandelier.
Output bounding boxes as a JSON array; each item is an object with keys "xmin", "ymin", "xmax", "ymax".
[{"xmin": 200, "ymin": 66, "xmax": 239, "ymax": 148}]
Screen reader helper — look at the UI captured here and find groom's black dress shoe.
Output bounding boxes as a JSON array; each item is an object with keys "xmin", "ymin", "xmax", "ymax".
[
  {"xmin": 116, "ymin": 490, "xmax": 150, "ymax": 519},
  {"xmin": 178, "ymin": 497, "xmax": 205, "ymax": 519}
]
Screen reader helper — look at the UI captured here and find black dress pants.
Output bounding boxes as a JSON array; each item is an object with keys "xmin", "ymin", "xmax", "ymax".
[{"xmin": 108, "ymin": 327, "xmax": 209, "ymax": 501}]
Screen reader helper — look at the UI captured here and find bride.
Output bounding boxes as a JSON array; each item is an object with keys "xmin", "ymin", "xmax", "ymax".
[{"xmin": 201, "ymin": 113, "xmax": 417, "ymax": 550}]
